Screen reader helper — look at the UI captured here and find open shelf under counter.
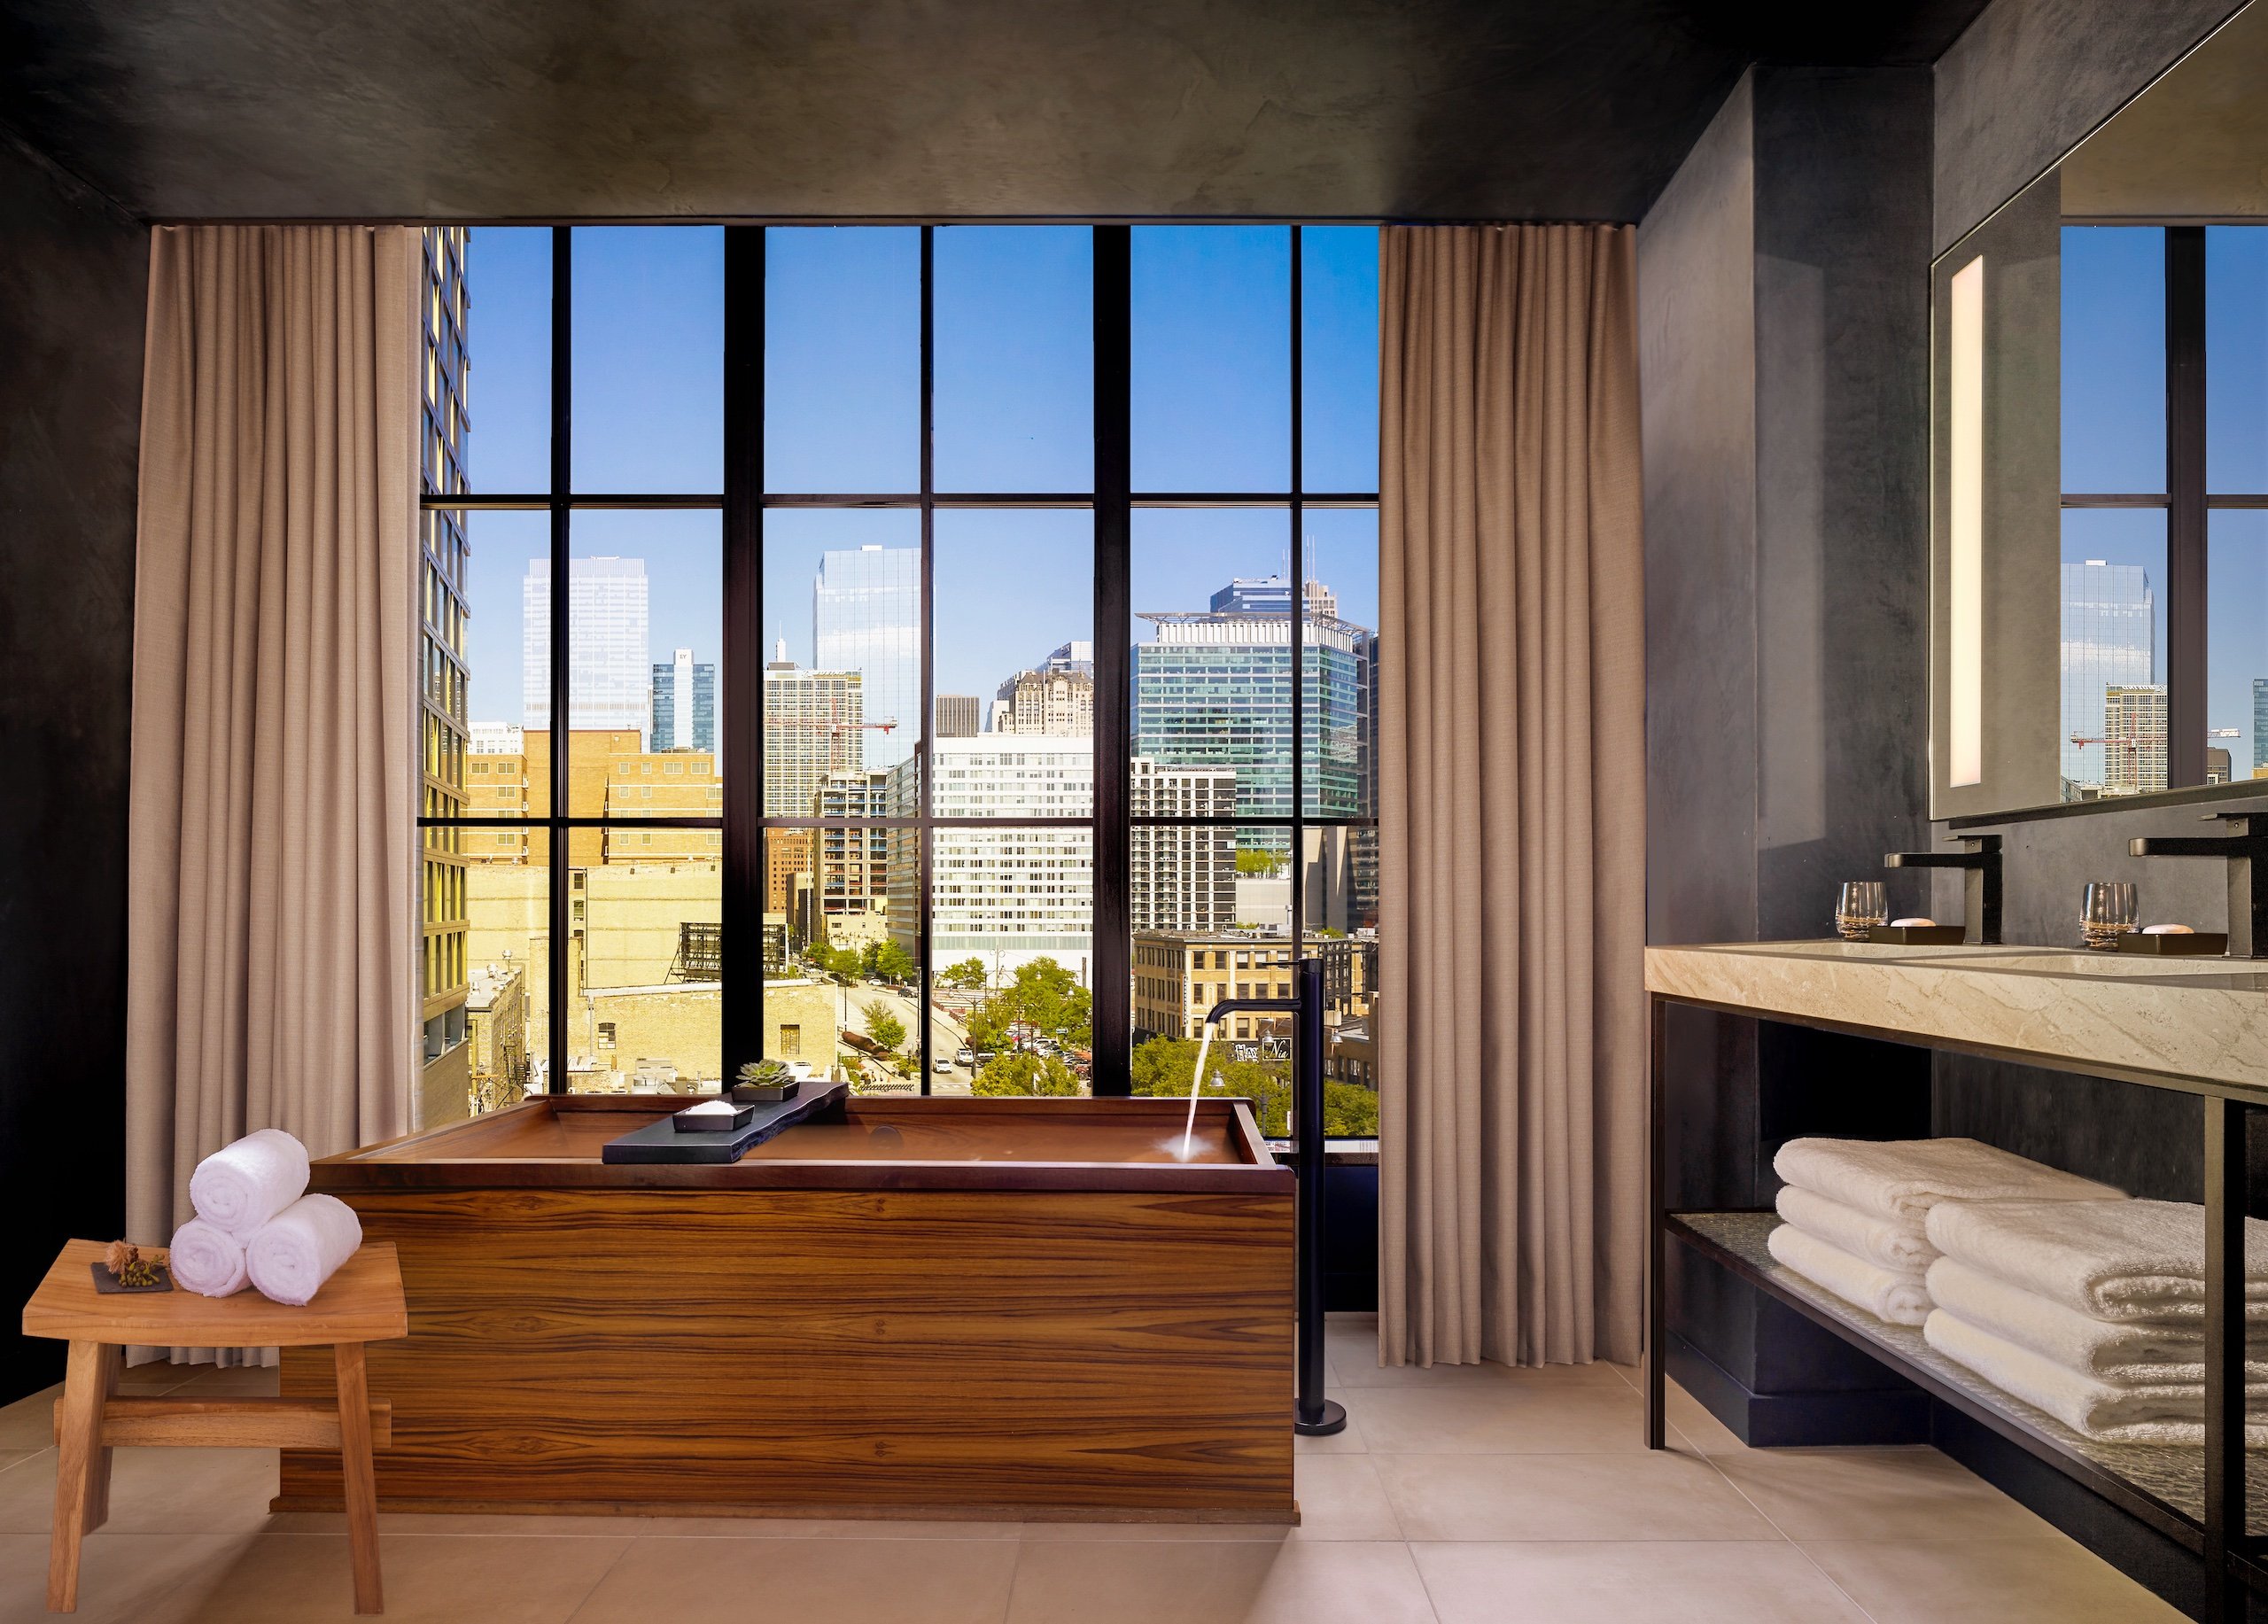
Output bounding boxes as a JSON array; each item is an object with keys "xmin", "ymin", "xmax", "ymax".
[{"xmin": 1670, "ymin": 1209, "xmax": 2268, "ymax": 1544}]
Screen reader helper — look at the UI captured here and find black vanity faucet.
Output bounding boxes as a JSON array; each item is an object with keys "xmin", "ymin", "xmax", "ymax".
[
  {"xmin": 2129, "ymin": 813, "xmax": 2268, "ymax": 958},
  {"xmin": 1883, "ymin": 834, "xmax": 2002, "ymax": 945}
]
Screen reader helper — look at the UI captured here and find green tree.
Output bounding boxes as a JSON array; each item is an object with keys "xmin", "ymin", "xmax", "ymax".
[
  {"xmin": 1126, "ymin": 1036, "xmax": 1379, "ymax": 1139},
  {"xmin": 965, "ymin": 955, "xmax": 1092, "ymax": 1054},
  {"xmin": 860, "ymin": 1000, "xmax": 906, "ymax": 1053},
  {"xmin": 873, "ymin": 941, "xmax": 917, "ymax": 984},
  {"xmin": 1235, "ymin": 846, "xmax": 1284, "ymax": 876},
  {"xmin": 859, "ymin": 941, "xmax": 884, "ymax": 981},
  {"xmin": 819, "ymin": 945, "xmax": 861, "ymax": 984},
  {"xmin": 938, "ymin": 957, "xmax": 989, "ymax": 990},
  {"xmin": 972, "ymin": 1051, "xmax": 1083, "ymax": 1097}
]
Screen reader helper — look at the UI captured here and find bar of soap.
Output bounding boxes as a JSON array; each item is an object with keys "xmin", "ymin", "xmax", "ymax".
[
  {"xmin": 673, "ymin": 1100, "xmax": 754, "ymax": 1133},
  {"xmin": 2144, "ymin": 923, "xmax": 2194, "ymax": 935},
  {"xmin": 1891, "ymin": 917, "xmax": 1937, "ymax": 929}
]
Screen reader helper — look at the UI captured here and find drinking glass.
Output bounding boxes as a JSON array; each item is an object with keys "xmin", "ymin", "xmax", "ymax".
[
  {"xmin": 2080, "ymin": 882, "xmax": 2139, "ymax": 950},
  {"xmin": 1833, "ymin": 882, "xmax": 1887, "ymax": 941}
]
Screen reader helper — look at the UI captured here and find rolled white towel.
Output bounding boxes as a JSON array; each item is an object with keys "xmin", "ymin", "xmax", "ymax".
[
  {"xmin": 245, "ymin": 1194, "xmax": 362, "ymax": 1307},
  {"xmin": 1774, "ymin": 1137, "xmax": 2124, "ymax": 1226},
  {"xmin": 1924, "ymin": 1309, "xmax": 2268, "ymax": 1446},
  {"xmin": 1776, "ymin": 1184, "xmax": 1938, "ymax": 1273},
  {"xmin": 1767, "ymin": 1222, "xmax": 1931, "ymax": 1326},
  {"xmin": 189, "ymin": 1129, "xmax": 311, "ymax": 1239},
  {"xmin": 1926, "ymin": 1197, "xmax": 2268, "ymax": 1324},
  {"xmin": 167, "ymin": 1218, "xmax": 249, "ymax": 1298},
  {"xmin": 1926, "ymin": 1256, "xmax": 2268, "ymax": 1383}
]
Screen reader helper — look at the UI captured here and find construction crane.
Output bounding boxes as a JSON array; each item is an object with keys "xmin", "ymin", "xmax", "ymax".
[{"xmin": 2070, "ymin": 731, "xmax": 2156, "ymax": 793}]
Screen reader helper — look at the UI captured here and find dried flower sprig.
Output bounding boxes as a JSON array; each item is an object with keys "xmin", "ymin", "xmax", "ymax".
[{"xmin": 105, "ymin": 1241, "xmax": 159, "ymax": 1288}]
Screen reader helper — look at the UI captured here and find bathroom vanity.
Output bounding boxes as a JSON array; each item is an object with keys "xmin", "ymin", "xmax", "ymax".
[
  {"xmin": 1647, "ymin": 941, "xmax": 2268, "ymax": 1613},
  {"xmin": 274, "ymin": 1093, "xmax": 1294, "ymax": 1522}
]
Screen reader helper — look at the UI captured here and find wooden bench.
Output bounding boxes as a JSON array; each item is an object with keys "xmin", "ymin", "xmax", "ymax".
[{"xmin": 21, "ymin": 1239, "xmax": 407, "ymax": 1613}]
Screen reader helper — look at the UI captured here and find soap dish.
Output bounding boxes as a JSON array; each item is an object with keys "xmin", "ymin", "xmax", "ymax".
[
  {"xmin": 673, "ymin": 1100, "xmax": 757, "ymax": 1133},
  {"xmin": 1864, "ymin": 924, "xmax": 1968, "ymax": 945},
  {"xmin": 2113, "ymin": 931, "xmax": 2229, "ymax": 957}
]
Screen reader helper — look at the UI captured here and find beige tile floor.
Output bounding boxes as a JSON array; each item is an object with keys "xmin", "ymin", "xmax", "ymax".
[{"xmin": 0, "ymin": 1314, "xmax": 2182, "ymax": 1623}]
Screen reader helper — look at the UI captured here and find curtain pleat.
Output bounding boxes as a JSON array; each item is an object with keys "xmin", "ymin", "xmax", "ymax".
[
  {"xmin": 1379, "ymin": 224, "xmax": 1646, "ymax": 1368},
  {"xmin": 124, "ymin": 225, "xmax": 420, "ymax": 1364}
]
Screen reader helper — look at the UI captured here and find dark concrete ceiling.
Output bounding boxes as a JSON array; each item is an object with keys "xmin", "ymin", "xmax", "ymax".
[{"xmin": 0, "ymin": 0, "xmax": 1991, "ymax": 223}]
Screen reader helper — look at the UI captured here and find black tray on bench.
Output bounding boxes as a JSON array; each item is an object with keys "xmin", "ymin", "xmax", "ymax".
[{"xmin": 601, "ymin": 1079, "xmax": 851, "ymax": 1164}]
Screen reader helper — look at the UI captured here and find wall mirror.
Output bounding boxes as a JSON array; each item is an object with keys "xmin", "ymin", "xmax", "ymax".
[{"xmin": 1930, "ymin": 3, "xmax": 2268, "ymax": 820}]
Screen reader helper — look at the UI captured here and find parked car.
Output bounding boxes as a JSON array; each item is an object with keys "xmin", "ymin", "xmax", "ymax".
[{"xmin": 954, "ymin": 1046, "xmax": 975, "ymax": 1067}]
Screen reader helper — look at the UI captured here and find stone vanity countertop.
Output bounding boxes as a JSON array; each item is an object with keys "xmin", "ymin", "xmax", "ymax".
[{"xmin": 1644, "ymin": 941, "xmax": 2268, "ymax": 1092}]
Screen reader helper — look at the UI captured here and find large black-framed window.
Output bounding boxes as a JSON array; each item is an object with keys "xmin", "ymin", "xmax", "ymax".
[
  {"xmin": 2062, "ymin": 222, "xmax": 2268, "ymax": 797},
  {"xmin": 420, "ymin": 222, "xmax": 1380, "ymax": 1114}
]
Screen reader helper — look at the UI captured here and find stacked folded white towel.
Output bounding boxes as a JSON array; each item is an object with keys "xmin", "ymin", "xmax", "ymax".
[
  {"xmin": 1922, "ymin": 1198, "xmax": 2268, "ymax": 1446},
  {"xmin": 1767, "ymin": 1138, "xmax": 2124, "ymax": 1328},
  {"xmin": 167, "ymin": 1130, "xmax": 361, "ymax": 1306}
]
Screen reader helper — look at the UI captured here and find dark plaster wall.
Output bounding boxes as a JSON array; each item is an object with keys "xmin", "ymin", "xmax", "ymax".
[
  {"xmin": 1641, "ymin": 66, "xmax": 1936, "ymax": 1212},
  {"xmin": 0, "ymin": 129, "xmax": 144, "ymax": 1401},
  {"xmin": 1932, "ymin": 0, "xmax": 2242, "ymax": 253}
]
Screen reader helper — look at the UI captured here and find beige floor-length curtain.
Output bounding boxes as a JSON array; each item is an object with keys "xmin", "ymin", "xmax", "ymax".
[
  {"xmin": 125, "ymin": 226, "xmax": 421, "ymax": 1356},
  {"xmin": 1377, "ymin": 224, "xmax": 1646, "ymax": 1369}
]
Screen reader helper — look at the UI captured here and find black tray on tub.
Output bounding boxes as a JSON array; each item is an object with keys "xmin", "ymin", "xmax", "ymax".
[{"xmin": 601, "ymin": 1080, "xmax": 850, "ymax": 1164}]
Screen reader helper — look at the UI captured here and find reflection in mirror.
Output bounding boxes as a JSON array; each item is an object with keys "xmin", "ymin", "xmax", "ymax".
[{"xmin": 1931, "ymin": 3, "xmax": 2268, "ymax": 817}]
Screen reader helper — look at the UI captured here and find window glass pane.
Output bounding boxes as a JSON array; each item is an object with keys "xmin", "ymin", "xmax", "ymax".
[
  {"xmin": 454, "ymin": 228, "xmax": 551, "ymax": 495},
  {"xmin": 571, "ymin": 862, "xmax": 721, "ymax": 1093},
  {"xmin": 762, "ymin": 509, "xmax": 921, "ymax": 814},
  {"xmin": 765, "ymin": 228, "xmax": 920, "ymax": 493},
  {"xmin": 570, "ymin": 227, "xmax": 723, "ymax": 493},
  {"xmin": 1301, "ymin": 507, "xmax": 1378, "ymax": 822},
  {"xmin": 763, "ymin": 828, "xmax": 917, "ymax": 1092},
  {"xmin": 464, "ymin": 828, "xmax": 547, "ymax": 1102},
  {"xmin": 934, "ymin": 509, "xmax": 1092, "ymax": 817},
  {"xmin": 1301, "ymin": 227, "xmax": 1379, "ymax": 493},
  {"xmin": 2208, "ymin": 226, "xmax": 2268, "ymax": 494},
  {"xmin": 936, "ymin": 228, "xmax": 1093, "ymax": 492},
  {"xmin": 1129, "ymin": 913, "xmax": 1294, "ymax": 1134},
  {"xmin": 1132, "ymin": 227, "xmax": 1290, "ymax": 492},
  {"xmin": 2209, "ymin": 509, "xmax": 2268, "ymax": 784},
  {"xmin": 929, "ymin": 828, "xmax": 1094, "ymax": 1099},
  {"xmin": 461, "ymin": 509, "xmax": 549, "ymax": 817},
  {"xmin": 2060, "ymin": 509, "xmax": 2167, "ymax": 797},
  {"xmin": 1134, "ymin": 508, "xmax": 1293, "ymax": 822},
  {"xmin": 559, "ymin": 511, "xmax": 721, "ymax": 815},
  {"xmin": 2061, "ymin": 226, "xmax": 2165, "ymax": 494}
]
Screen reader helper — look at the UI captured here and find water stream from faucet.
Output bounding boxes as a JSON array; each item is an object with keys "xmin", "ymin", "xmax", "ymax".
[{"xmin": 1180, "ymin": 1021, "xmax": 1218, "ymax": 1161}]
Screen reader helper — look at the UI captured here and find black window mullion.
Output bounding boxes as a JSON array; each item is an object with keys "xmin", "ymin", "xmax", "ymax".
[
  {"xmin": 1289, "ymin": 226, "xmax": 1306, "ymax": 997},
  {"xmin": 1091, "ymin": 226, "xmax": 1133, "ymax": 1097},
  {"xmin": 2168, "ymin": 225, "xmax": 2208, "ymax": 788},
  {"xmin": 547, "ymin": 225, "xmax": 571, "ymax": 1095},
  {"xmin": 919, "ymin": 225, "xmax": 936, "ymax": 1096},
  {"xmin": 723, "ymin": 226, "xmax": 765, "ymax": 1082}
]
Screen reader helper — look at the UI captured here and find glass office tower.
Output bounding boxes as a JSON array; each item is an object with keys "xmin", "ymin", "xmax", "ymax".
[
  {"xmin": 2060, "ymin": 559, "xmax": 2156, "ymax": 794},
  {"xmin": 524, "ymin": 556, "xmax": 653, "ymax": 746},
  {"xmin": 813, "ymin": 545, "xmax": 919, "ymax": 771}
]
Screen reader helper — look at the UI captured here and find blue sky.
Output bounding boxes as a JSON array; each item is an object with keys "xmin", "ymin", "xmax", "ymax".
[
  {"xmin": 2062, "ymin": 225, "xmax": 2268, "ymax": 772},
  {"xmin": 459, "ymin": 224, "xmax": 1379, "ymax": 734}
]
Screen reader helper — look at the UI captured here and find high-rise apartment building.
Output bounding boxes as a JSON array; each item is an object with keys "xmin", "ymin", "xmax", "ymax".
[
  {"xmin": 934, "ymin": 695, "xmax": 981, "ymax": 738},
  {"xmin": 814, "ymin": 545, "xmax": 918, "ymax": 770},
  {"xmin": 2060, "ymin": 559, "xmax": 2155, "ymax": 793},
  {"xmin": 991, "ymin": 667, "xmax": 1095, "ymax": 735},
  {"xmin": 418, "ymin": 226, "xmax": 472, "ymax": 1125},
  {"xmin": 1134, "ymin": 582, "xmax": 1365, "ymax": 822},
  {"xmin": 815, "ymin": 769, "xmax": 891, "ymax": 928},
  {"xmin": 1350, "ymin": 628, "xmax": 1379, "ymax": 928},
  {"xmin": 2101, "ymin": 685, "xmax": 2169, "ymax": 796},
  {"xmin": 650, "ymin": 648, "xmax": 716, "ymax": 752},
  {"xmin": 763, "ymin": 640, "xmax": 866, "ymax": 818},
  {"xmin": 2256, "ymin": 678, "xmax": 2268, "ymax": 777},
  {"xmin": 890, "ymin": 735, "xmax": 1093, "ymax": 975},
  {"xmin": 524, "ymin": 556, "xmax": 651, "ymax": 746},
  {"xmin": 1129, "ymin": 758, "xmax": 1237, "ymax": 931}
]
